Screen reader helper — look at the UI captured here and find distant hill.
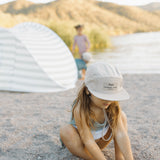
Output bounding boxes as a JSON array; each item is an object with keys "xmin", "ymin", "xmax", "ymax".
[
  {"xmin": 138, "ymin": 2, "xmax": 160, "ymax": 11},
  {"xmin": 0, "ymin": 0, "xmax": 160, "ymax": 35},
  {"xmin": 97, "ymin": 2, "xmax": 160, "ymax": 31}
]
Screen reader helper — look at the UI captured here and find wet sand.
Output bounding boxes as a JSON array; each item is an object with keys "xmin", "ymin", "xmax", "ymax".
[{"xmin": 0, "ymin": 74, "xmax": 159, "ymax": 160}]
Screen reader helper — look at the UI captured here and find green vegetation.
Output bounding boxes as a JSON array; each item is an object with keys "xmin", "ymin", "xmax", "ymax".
[
  {"xmin": 88, "ymin": 29, "xmax": 111, "ymax": 50},
  {"xmin": 47, "ymin": 22, "xmax": 111, "ymax": 52},
  {"xmin": 1, "ymin": 0, "xmax": 160, "ymax": 34},
  {"xmin": 0, "ymin": 0, "xmax": 160, "ymax": 52},
  {"xmin": 47, "ymin": 22, "xmax": 74, "ymax": 49}
]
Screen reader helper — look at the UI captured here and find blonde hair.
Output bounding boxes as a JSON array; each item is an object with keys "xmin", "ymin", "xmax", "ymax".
[{"xmin": 72, "ymin": 83, "xmax": 121, "ymax": 129}]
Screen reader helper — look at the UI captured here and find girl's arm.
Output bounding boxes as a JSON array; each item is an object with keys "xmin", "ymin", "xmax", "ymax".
[
  {"xmin": 84, "ymin": 35, "xmax": 90, "ymax": 51},
  {"xmin": 72, "ymin": 36, "xmax": 77, "ymax": 54},
  {"xmin": 113, "ymin": 111, "xmax": 134, "ymax": 160},
  {"xmin": 74, "ymin": 106, "xmax": 106, "ymax": 160}
]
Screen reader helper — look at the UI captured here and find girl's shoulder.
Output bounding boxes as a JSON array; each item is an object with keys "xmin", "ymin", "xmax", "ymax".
[
  {"xmin": 115, "ymin": 110, "xmax": 127, "ymax": 129},
  {"xmin": 120, "ymin": 110, "xmax": 127, "ymax": 121},
  {"xmin": 116, "ymin": 110, "xmax": 127, "ymax": 121}
]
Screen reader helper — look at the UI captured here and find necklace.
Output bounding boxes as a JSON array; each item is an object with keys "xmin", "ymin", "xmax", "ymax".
[{"xmin": 102, "ymin": 109, "xmax": 112, "ymax": 141}]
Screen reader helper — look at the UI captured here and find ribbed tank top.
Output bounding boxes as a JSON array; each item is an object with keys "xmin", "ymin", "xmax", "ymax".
[{"xmin": 69, "ymin": 107, "xmax": 112, "ymax": 140}]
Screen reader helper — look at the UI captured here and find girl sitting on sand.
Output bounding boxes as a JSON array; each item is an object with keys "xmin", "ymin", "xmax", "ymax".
[{"xmin": 60, "ymin": 62, "xmax": 134, "ymax": 160}]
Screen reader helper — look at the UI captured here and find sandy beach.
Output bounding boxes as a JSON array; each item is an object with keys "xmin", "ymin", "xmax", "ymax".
[{"xmin": 0, "ymin": 74, "xmax": 159, "ymax": 160}]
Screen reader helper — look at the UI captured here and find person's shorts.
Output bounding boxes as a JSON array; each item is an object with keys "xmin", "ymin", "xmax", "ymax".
[
  {"xmin": 75, "ymin": 59, "xmax": 87, "ymax": 71},
  {"xmin": 75, "ymin": 59, "xmax": 87, "ymax": 79}
]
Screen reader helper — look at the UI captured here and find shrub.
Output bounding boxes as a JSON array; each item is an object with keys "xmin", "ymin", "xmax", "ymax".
[{"xmin": 47, "ymin": 22, "xmax": 111, "ymax": 52}]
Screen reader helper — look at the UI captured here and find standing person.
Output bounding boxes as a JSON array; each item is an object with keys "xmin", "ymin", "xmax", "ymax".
[
  {"xmin": 72, "ymin": 24, "xmax": 90, "ymax": 80},
  {"xmin": 72, "ymin": 24, "xmax": 90, "ymax": 58},
  {"xmin": 60, "ymin": 62, "xmax": 134, "ymax": 160}
]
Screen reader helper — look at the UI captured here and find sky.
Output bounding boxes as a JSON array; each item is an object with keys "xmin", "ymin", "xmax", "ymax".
[
  {"xmin": 0, "ymin": 0, "xmax": 159, "ymax": 5},
  {"xmin": 97, "ymin": 0, "xmax": 160, "ymax": 6}
]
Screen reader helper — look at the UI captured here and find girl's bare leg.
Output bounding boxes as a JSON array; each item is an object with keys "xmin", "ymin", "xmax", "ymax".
[
  {"xmin": 79, "ymin": 69, "xmax": 86, "ymax": 80},
  {"xmin": 60, "ymin": 124, "xmax": 94, "ymax": 160}
]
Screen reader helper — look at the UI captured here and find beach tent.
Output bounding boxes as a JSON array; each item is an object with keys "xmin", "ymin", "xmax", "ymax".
[
  {"xmin": 27, "ymin": 0, "xmax": 56, "ymax": 3},
  {"xmin": 0, "ymin": 22, "xmax": 77, "ymax": 92},
  {"xmin": 0, "ymin": 0, "xmax": 15, "ymax": 5}
]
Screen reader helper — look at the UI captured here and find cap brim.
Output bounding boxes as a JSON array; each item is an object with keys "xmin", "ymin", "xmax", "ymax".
[{"xmin": 88, "ymin": 87, "xmax": 130, "ymax": 101}]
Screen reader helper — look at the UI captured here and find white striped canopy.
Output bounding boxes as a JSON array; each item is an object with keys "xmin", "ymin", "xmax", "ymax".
[
  {"xmin": 0, "ymin": 0, "xmax": 15, "ymax": 5},
  {"xmin": 0, "ymin": 22, "xmax": 78, "ymax": 92},
  {"xmin": 26, "ymin": 0, "xmax": 56, "ymax": 3}
]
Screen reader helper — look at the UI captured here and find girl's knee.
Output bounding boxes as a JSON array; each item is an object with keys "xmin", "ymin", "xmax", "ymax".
[
  {"xmin": 60, "ymin": 124, "xmax": 78, "ymax": 142},
  {"xmin": 60, "ymin": 125, "xmax": 85, "ymax": 150},
  {"xmin": 121, "ymin": 111, "xmax": 127, "ymax": 123},
  {"xmin": 60, "ymin": 125, "xmax": 71, "ymax": 139}
]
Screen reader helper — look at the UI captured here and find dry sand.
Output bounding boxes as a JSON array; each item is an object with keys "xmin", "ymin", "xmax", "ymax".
[{"xmin": 0, "ymin": 74, "xmax": 159, "ymax": 160}]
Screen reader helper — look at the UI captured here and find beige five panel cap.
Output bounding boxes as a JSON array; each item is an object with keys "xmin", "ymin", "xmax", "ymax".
[{"xmin": 85, "ymin": 62, "xmax": 130, "ymax": 101}]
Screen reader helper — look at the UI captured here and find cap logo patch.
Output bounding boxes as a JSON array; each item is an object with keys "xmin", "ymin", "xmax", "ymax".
[{"xmin": 103, "ymin": 82, "xmax": 118, "ymax": 90}]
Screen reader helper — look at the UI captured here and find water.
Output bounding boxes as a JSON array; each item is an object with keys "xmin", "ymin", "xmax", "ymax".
[{"xmin": 92, "ymin": 32, "xmax": 160, "ymax": 74}]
